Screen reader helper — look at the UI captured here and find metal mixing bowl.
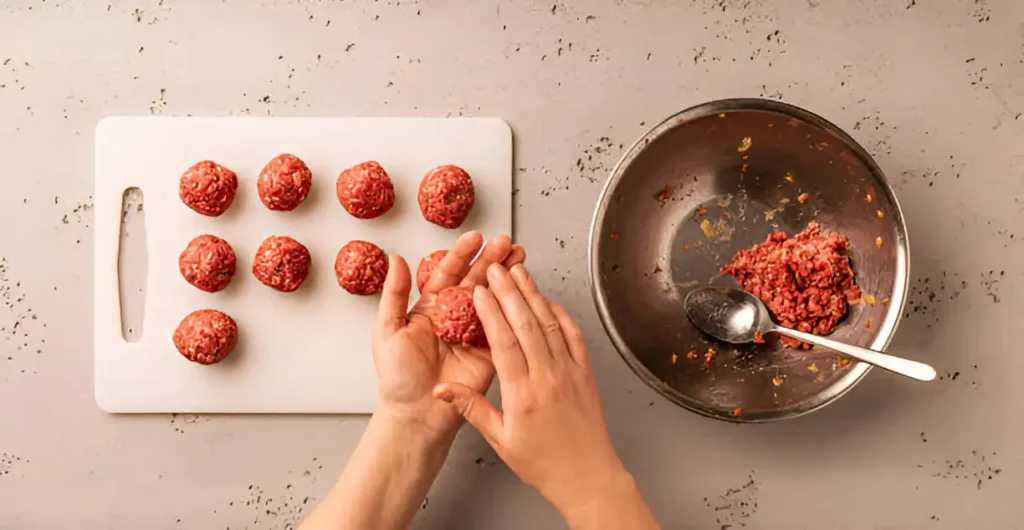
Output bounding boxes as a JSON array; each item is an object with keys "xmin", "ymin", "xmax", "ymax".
[{"xmin": 589, "ymin": 99, "xmax": 910, "ymax": 422}]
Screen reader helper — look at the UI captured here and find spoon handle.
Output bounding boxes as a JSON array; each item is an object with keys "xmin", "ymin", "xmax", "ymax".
[{"xmin": 772, "ymin": 327, "xmax": 937, "ymax": 382}]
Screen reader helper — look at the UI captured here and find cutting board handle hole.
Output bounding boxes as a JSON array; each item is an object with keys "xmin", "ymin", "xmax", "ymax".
[{"xmin": 118, "ymin": 187, "xmax": 148, "ymax": 343}]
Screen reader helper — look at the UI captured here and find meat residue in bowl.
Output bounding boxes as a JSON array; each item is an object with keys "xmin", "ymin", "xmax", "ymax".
[{"xmin": 720, "ymin": 222, "xmax": 860, "ymax": 348}]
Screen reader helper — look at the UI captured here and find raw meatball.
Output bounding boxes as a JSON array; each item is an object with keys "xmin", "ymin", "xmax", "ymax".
[
  {"xmin": 178, "ymin": 234, "xmax": 236, "ymax": 293},
  {"xmin": 417, "ymin": 165, "xmax": 475, "ymax": 229},
  {"xmin": 433, "ymin": 286, "xmax": 487, "ymax": 347},
  {"xmin": 334, "ymin": 240, "xmax": 389, "ymax": 295},
  {"xmin": 416, "ymin": 250, "xmax": 448, "ymax": 293},
  {"xmin": 252, "ymin": 236, "xmax": 311, "ymax": 292},
  {"xmin": 172, "ymin": 309, "xmax": 238, "ymax": 365},
  {"xmin": 258, "ymin": 153, "xmax": 313, "ymax": 211},
  {"xmin": 336, "ymin": 161, "xmax": 396, "ymax": 219},
  {"xmin": 179, "ymin": 160, "xmax": 238, "ymax": 216}
]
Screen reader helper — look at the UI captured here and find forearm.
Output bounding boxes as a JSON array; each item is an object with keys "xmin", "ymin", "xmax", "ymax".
[
  {"xmin": 562, "ymin": 472, "xmax": 660, "ymax": 530},
  {"xmin": 300, "ymin": 412, "xmax": 453, "ymax": 530}
]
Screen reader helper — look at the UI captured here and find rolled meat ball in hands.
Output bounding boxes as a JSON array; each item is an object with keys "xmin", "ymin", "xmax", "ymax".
[
  {"xmin": 432, "ymin": 264, "xmax": 659, "ymax": 528},
  {"xmin": 369, "ymin": 232, "xmax": 526, "ymax": 442},
  {"xmin": 432, "ymin": 286, "xmax": 487, "ymax": 348}
]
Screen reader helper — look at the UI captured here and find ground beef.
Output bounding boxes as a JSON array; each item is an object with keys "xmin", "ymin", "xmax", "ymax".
[
  {"xmin": 432, "ymin": 286, "xmax": 487, "ymax": 347},
  {"xmin": 178, "ymin": 234, "xmax": 236, "ymax": 292},
  {"xmin": 417, "ymin": 165, "xmax": 475, "ymax": 229},
  {"xmin": 179, "ymin": 160, "xmax": 238, "ymax": 216},
  {"xmin": 252, "ymin": 236, "xmax": 311, "ymax": 292},
  {"xmin": 416, "ymin": 250, "xmax": 448, "ymax": 293},
  {"xmin": 172, "ymin": 309, "xmax": 238, "ymax": 365},
  {"xmin": 335, "ymin": 240, "xmax": 389, "ymax": 295},
  {"xmin": 257, "ymin": 153, "xmax": 313, "ymax": 211},
  {"xmin": 336, "ymin": 161, "xmax": 396, "ymax": 219},
  {"xmin": 720, "ymin": 223, "xmax": 860, "ymax": 348}
]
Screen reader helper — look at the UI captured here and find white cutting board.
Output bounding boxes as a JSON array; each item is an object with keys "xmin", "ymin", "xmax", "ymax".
[{"xmin": 94, "ymin": 117, "xmax": 512, "ymax": 413}]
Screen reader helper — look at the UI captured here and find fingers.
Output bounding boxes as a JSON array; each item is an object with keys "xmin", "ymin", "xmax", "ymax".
[
  {"xmin": 460, "ymin": 235, "xmax": 512, "ymax": 288},
  {"xmin": 509, "ymin": 265, "xmax": 570, "ymax": 362},
  {"xmin": 486, "ymin": 263, "xmax": 553, "ymax": 371},
  {"xmin": 375, "ymin": 255, "xmax": 411, "ymax": 333},
  {"xmin": 474, "ymin": 284, "xmax": 528, "ymax": 381},
  {"xmin": 433, "ymin": 382, "xmax": 503, "ymax": 445},
  {"xmin": 550, "ymin": 302, "xmax": 591, "ymax": 368},
  {"xmin": 501, "ymin": 244, "xmax": 526, "ymax": 269},
  {"xmin": 423, "ymin": 231, "xmax": 484, "ymax": 294}
]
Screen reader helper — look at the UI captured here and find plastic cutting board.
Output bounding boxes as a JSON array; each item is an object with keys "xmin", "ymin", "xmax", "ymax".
[{"xmin": 94, "ymin": 117, "xmax": 512, "ymax": 413}]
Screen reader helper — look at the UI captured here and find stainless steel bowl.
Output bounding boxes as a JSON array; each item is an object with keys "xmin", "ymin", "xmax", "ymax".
[{"xmin": 589, "ymin": 99, "xmax": 910, "ymax": 422}]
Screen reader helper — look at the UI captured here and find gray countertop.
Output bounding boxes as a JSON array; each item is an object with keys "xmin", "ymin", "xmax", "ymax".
[{"xmin": 1, "ymin": 0, "xmax": 1021, "ymax": 528}]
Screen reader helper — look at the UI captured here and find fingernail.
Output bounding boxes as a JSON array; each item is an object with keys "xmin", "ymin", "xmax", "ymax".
[
  {"xmin": 433, "ymin": 385, "xmax": 455, "ymax": 403},
  {"xmin": 487, "ymin": 262, "xmax": 502, "ymax": 277},
  {"xmin": 473, "ymin": 284, "xmax": 486, "ymax": 299},
  {"xmin": 511, "ymin": 263, "xmax": 528, "ymax": 280}
]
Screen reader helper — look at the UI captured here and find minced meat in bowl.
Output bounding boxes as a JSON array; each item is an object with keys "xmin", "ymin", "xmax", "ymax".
[
  {"xmin": 589, "ymin": 98, "xmax": 909, "ymax": 422},
  {"xmin": 721, "ymin": 223, "xmax": 860, "ymax": 349}
]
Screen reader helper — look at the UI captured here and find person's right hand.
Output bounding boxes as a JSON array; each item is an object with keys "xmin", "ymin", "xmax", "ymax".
[{"xmin": 433, "ymin": 264, "xmax": 659, "ymax": 528}]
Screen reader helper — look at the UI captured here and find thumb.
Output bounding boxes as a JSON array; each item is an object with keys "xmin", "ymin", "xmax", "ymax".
[{"xmin": 433, "ymin": 383, "xmax": 503, "ymax": 444}]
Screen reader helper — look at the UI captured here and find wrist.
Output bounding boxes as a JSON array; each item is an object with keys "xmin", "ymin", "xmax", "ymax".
[
  {"xmin": 372, "ymin": 406, "xmax": 457, "ymax": 454},
  {"xmin": 558, "ymin": 468, "xmax": 641, "ymax": 524}
]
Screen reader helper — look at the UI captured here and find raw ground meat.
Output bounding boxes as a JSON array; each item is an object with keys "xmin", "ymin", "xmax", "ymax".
[
  {"xmin": 179, "ymin": 160, "xmax": 238, "ymax": 216},
  {"xmin": 720, "ymin": 222, "xmax": 860, "ymax": 349},
  {"xmin": 258, "ymin": 153, "xmax": 313, "ymax": 211},
  {"xmin": 178, "ymin": 234, "xmax": 236, "ymax": 292},
  {"xmin": 416, "ymin": 250, "xmax": 448, "ymax": 293},
  {"xmin": 335, "ymin": 240, "xmax": 389, "ymax": 295},
  {"xmin": 252, "ymin": 236, "xmax": 311, "ymax": 292},
  {"xmin": 336, "ymin": 161, "xmax": 396, "ymax": 219},
  {"xmin": 417, "ymin": 165, "xmax": 475, "ymax": 229},
  {"xmin": 172, "ymin": 309, "xmax": 238, "ymax": 365},
  {"xmin": 433, "ymin": 285, "xmax": 487, "ymax": 347}
]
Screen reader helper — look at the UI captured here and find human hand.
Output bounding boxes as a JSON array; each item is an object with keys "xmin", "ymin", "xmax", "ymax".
[
  {"xmin": 432, "ymin": 264, "xmax": 652, "ymax": 525},
  {"xmin": 372, "ymin": 232, "xmax": 525, "ymax": 443}
]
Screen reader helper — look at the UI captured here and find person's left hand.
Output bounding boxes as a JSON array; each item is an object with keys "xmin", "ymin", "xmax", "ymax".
[{"xmin": 371, "ymin": 232, "xmax": 525, "ymax": 443}]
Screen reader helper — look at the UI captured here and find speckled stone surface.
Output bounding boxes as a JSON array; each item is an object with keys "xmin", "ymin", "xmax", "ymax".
[{"xmin": 1, "ymin": 0, "xmax": 1021, "ymax": 528}]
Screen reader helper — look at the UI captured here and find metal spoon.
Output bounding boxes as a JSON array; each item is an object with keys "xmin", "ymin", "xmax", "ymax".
[{"xmin": 683, "ymin": 287, "xmax": 936, "ymax": 382}]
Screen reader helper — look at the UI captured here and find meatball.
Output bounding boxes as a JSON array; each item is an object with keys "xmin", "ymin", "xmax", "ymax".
[
  {"xmin": 417, "ymin": 165, "xmax": 475, "ymax": 229},
  {"xmin": 415, "ymin": 250, "xmax": 448, "ymax": 293},
  {"xmin": 335, "ymin": 240, "xmax": 389, "ymax": 295},
  {"xmin": 433, "ymin": 286, "xmax": 487, "ymax": 347},
  {"xmin": 257, "ymin": 153, "xmax": 313, "ymax": 211},
  {"xmin": 336, "ymin": 161, "xmax": 396, "ymax": 219},
  {"xmin": 172, "ymin": 309, "xmax": 238, "ymax": 365},
  {"xmin": 178, "ymin": 234, "xmax": 236, "ymax": 293},
  {"xmin": 179, "ymin": 160, "xmax": 238, "ymax": 216},
  {"xmin": 252, "ymin": 236, "xmax": 311, "ymax": 292}
]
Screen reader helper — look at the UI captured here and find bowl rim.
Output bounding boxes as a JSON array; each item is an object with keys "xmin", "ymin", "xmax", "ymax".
[{"xmin": 587, "ymin": 98, "xmax": 911, "ymax": 423}]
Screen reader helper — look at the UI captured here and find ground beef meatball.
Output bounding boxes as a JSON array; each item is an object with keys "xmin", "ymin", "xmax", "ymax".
[
  {"xmin": 336, "ymin": 161, "xmax": 396, "ymax": 219},
  {"xmin": 417, "ymin": 165, "xmax": 475, "ymax": 229},
  {"xmin": 258, "ymin": 153, "xmax": 313, "ymax": 211},
  {"xmin": 721, "ymin": 223, "xmax": 860, "ymax": 348},
  {"xmin": 178, "ymin": 234, "xmax": 236, "ymax": 293},
  {"xmin": 334, "ymin": 240, "xmax": 389, "ymax": 295},
  {"xmin": 416, "ymin": 250, "xmax": 448, "ymax": 293},
  {"xmin": 252, "ymin": 236, "xmax": 311, "ymax": 292},
  {"xmin": 179, "ymin": 160, "xmax": 238, "ymax": 216},
  {"xmin": 433, "ymin": 286, "xmax": 487, "ymax": 347},
  {"xmin": 172, "ymin": 309, "xmax": 238, "ymax": 365}
]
